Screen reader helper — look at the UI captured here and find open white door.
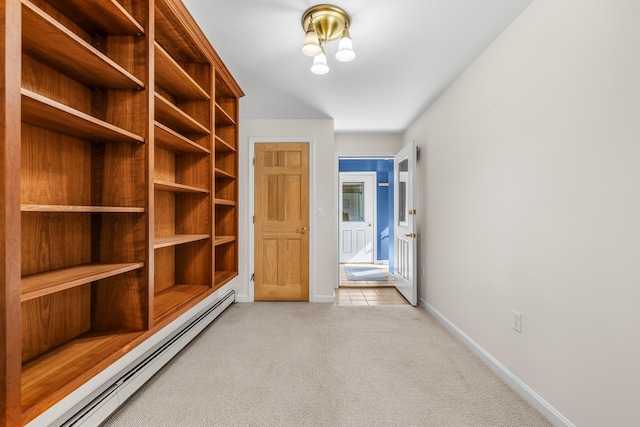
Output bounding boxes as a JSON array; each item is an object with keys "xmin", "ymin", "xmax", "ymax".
[
  {"xmin": 339, "ymin": 172, "xmax": 375, "ymax": 263},
  {"xmin": 394, "ymin": 141, "xmax": 417, "ymax": 306}
]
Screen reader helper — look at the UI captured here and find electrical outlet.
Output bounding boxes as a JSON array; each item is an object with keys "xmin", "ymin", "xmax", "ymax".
[{"xmin": 512, "ymin": 310, "xmax": 522, "ymax": 333}]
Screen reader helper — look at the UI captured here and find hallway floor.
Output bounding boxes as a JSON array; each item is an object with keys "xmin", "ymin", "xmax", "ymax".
[{"xmin": 335, "ymin": 263, "xmax": 409, "ymax": 306}]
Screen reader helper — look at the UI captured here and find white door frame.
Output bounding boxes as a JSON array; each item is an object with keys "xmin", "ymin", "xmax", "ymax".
[
  {"xmin": 339, "ymin": 171, "xmax": 377, "ymax": 263},
  {"xmin": 334, "ymin": 153, "xmax": 396, "ymax": 289},
  {"xmin": 249, "ymin": 137, "xmax": 316, "ymax": 302}
]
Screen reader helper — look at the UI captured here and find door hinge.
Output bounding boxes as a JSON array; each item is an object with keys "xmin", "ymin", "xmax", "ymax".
[
  {"xmin": 251, "ymin": 273, "xmax": 254, "ymax": 282},
  {"xmin": 253, "ymin": 215, "xmax": 255, "ymax": 223},
  {"xmin": 253, "ymin": 157, "xmax": 255, "ymax": 166}
]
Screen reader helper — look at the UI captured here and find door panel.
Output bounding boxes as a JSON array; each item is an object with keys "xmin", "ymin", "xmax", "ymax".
[
  {"xmin": 255, "ymin": 143, "xmax": 309, "ymax": 300},
  {"xmin": 394, "ymin": 141, "xmax": 417, "ymax": 306},
  {"xmin": 339, "ymin": 172, "xmax": 375, "ymax": 263}
]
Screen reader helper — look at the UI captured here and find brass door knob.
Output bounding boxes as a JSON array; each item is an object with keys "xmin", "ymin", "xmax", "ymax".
[{"xmin": 296, "ymin": 227, "xmax": 307, "ymax": 234}]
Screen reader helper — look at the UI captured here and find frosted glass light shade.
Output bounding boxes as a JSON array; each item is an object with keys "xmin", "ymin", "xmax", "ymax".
[
  {"xmin": 335, "ymin": 30, "xmax": 355, "ymax": 62},
  {"xmin": 311, "ymin": 50, "xmax": 329, "ymax": 75},
  {"xmin": 302, "ymin": 26, "xmax": 322, "ymax": 57}
]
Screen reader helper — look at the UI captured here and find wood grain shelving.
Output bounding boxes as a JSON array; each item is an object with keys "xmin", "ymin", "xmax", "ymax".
[
  {"xmin": 155, "ymin": 43, "xmax": 210, "ymax": 100},
  {"xmin": 214, "ymin": 236, "xmax": 235, "ymax": 246},
  {"xmin": 214, "ymin": 168, "xmax": 235, "ymax": 179},
  {"xmin": 215, "ymin": 103, "xmax": 235, "ymax": 126},
  {"xmin": 155, "ymin": 93, "xmax": 210, "ymax": 135},
  {"xmin": 214, "ymin": 198, "xmax": 236, "ymax": 206},
  {"xmin": 3, "ymin": 0, "xmax": 243, "ymax": 423},
  {"xmin": 21, "ymin": 330, "xmax": 145, "ymax": 420},
  {"xmin": 21, "ymin": 204, "xmax": 144, "ymax": 213},
  {"xmin": 215, "ymin": 271, "xmax": 237, "ymax": 286},
  {"xmin": 154, "ymin": 180, "xmax": 209, "ymax": 194},
  {"xmin": 153, "ymin": 235, "xmax": 210, "ymax": 249},
  {"xmin": 22, "ymin": 89, "xmax": 144, "ymax": 144},
  {"xmin": 153, "ymin": 285, "xmax": 210, "ymax": 321},
  {"xmin": 46, "ymin": 0, "xmax": 144, "ymax": 35},
  {"xmin": 21, "ymin": 263, "xmax": 145, "ymax": 302},
  {"xmin": 22, "ymin": 1, "xmax": 144, "ymax": 89},
  {"xmin": 155, "ymin": 122, "xmax": 210, "ymax": 154}
]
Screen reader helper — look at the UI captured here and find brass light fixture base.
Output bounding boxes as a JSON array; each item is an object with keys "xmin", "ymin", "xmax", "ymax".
[{"xmin": 301, "ymin": 4, "xmax": 351, "ymax": 43}]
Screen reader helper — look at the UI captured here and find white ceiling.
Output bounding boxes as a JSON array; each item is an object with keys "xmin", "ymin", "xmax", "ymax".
[{"xmin": 182, "ymin": 0, "xmax": 533, "ymax": 133}]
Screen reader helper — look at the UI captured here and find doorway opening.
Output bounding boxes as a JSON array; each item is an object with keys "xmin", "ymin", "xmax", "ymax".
[{"xmin": 336, "ymin": 157, "xmax": 407, "ymax": 305}]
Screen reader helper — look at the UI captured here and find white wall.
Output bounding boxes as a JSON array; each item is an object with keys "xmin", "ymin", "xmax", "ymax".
[
  {"xmin": 335, "ymin": 133, "xmax": 404, "ymax": 154},
  {"xmin": 404, "ymin": 1, "xmax": 640, "ymax": 426},
  {"xmin": 237, "ymin": 119, "xmax": 337, "ymax": 302}
]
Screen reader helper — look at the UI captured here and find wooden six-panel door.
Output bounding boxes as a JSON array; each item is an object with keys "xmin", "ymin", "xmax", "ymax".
[{"xmin": 254, "ymin": 143, "xmax": 309, "ymax": 300}]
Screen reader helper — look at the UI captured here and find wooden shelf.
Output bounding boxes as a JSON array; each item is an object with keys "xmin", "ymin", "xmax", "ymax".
[
  {"xmin": 22, "ymin": 89, "xmax": 144, "ymax": 144},
  {"xmin": 155, "ymin": 93, "xmax": 210, "ymax": 135},
  {"xmin": 214, "ymin": 135, "xmax": 236, "ymax": 152},
  {"xmin": 214, "ymin": 198, "xmax": 236, "ymax": 206},
  {"xmin": 22, "ymin": 1, "xmax": 143, "ymax": 90},
  {"xmin": 215, "ymin": 270, "xmax": 237, "ymax": 286},
  {"xmin": 155, "ymin": 122, "xmax": 210, "ymax": 154},
  {"xmin": 214, "ymin": 168, "xmax": 235, "ymax": 179},
  {"xmin": 155, "ymin": 43, "xmax": 210, "ymax": 100},
  {"xmin": 154, "ymin": 284, "xmax": 210, "ymax": 322},
  {"xmin": 153, "ymin": 234, "xmax": 210, "ymax": 249},
  {"xmin": 154, "ymin": 180, "xmax": 209, "ymax": 194},
  {"xmin": 215, "ymin": 103, "xmax": 236, "ymax": 126},
  {"xmin": 21, "ymin": 263, "xmax": 145, "ymax": 302},
  {"xmin": 214, "ymin": 236, "xmax": 235, "ymax": 246},
  {"xmin": 46, "ymin": 0, "xmax": 144, "ymax": 35},
  {"xmin": 21, "ymin": 330, "xmax": 145, "ymax": 421},
  {"xmin": 21, "ymin": 204, "xmax": 144, "ymax": 213}
]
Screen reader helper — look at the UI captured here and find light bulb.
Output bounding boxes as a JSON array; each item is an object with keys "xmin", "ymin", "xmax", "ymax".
[
  {"xmin": 311, "ymin": 48, "xmax": 329, "ymax": 75},
  {"xmin": 301, "ymin": 20, "xmax": 322, "ymax": 57},
  {"xmin": 335, "ymin": 28, "xmax": 355, "ymax": 62}
]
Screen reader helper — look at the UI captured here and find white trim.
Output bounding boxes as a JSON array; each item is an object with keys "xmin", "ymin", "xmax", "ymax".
[
  {"xmin": 248, "ymin": 137, "xmax": 316, "ymax": 302},
  {"xmin": 419, "ymin": 297, "xmax": 575, "ymax": 427},
  {"xmin": 310, "ymin": 295, "xmax": 336, "ymax": 303}
]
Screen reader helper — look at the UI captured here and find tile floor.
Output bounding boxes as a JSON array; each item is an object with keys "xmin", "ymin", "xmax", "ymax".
[{"xmin": 335, "ymin": 263, "xmax": 409, "ymax": 306}]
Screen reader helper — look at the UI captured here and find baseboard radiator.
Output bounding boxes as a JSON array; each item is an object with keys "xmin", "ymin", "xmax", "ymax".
[{"xmin": 34, "ymin": 289, "xmax": 236, "ymax": 427}]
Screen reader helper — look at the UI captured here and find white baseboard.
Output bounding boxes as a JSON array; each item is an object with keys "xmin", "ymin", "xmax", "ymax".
[
  {"xmin": 234, "ymin": 294, "xmax": 252, "ymax": 302},
  {"xmin": 419, "ymin": 297, "xmax": 575, "ymax": 427},
  {"xmin": 311, "ymin": 295, "xmax": 336, "ymax": 303}
]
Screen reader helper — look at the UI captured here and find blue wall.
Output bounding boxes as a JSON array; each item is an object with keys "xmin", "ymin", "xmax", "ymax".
[{"xmin": 339, "ymin": 159, "xmax": 394, "ymax": 273}]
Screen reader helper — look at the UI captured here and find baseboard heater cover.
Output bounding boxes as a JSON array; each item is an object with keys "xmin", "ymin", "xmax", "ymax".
[{"xmin": 30, "ymin": 289, "xmax": 236, "ymax": 427}]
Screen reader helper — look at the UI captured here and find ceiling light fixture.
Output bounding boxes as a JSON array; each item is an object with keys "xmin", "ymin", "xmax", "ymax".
[{"xmin": 301, "ymin": 4, "xmax": 355, "ymax": 75}]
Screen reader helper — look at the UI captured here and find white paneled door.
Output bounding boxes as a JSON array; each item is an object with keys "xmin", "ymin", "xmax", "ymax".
[
  {"xmin": 339, "ymin": 172, "xmax": 375, "ymax": 263},
  {"xmin": 394, "ymin": 141, "xmax": 417, "ymax": 306}
]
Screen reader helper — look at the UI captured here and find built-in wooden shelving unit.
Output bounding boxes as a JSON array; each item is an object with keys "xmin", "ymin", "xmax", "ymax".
[{"xmin": 0, "ymin": 0, "xmax": 242, "ymax": 424}]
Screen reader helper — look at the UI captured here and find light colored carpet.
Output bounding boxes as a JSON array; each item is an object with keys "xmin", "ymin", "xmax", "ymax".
[{"xmin": 102, "ymin": 303, "xmax": 551, "ymax": 427}]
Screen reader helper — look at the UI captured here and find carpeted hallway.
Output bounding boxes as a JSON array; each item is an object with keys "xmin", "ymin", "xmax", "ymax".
[{"xmin": 102, "ymin": 302, "xmax": 551, "ymax": 426}]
